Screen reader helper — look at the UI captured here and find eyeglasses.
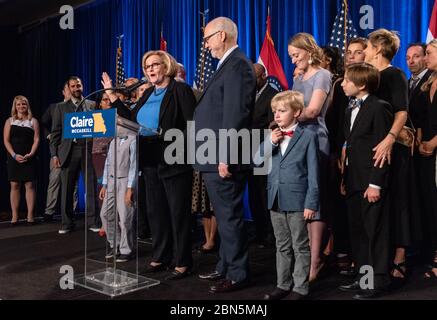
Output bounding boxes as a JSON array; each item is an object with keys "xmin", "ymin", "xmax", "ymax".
[
  {"xmin": 203, "ymin": 30, "xmax": 222, "ymax": 44},
  {"xmin": 144, "ymin": 62, "xmax": 163, "ymax": 71}
]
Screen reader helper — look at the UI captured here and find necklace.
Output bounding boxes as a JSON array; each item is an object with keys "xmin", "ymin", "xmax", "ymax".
[{"xmin": 153, "ymin": 87, "xmax": 167, "ymax": 96}]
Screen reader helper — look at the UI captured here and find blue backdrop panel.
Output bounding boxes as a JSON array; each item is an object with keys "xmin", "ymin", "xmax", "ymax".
[{"xmin": 1, "ymin": 0, "xmax": 435, "ymax": 214}]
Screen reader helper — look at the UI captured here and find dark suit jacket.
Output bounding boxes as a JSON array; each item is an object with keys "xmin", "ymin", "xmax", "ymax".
[
  {"xmin": 193, "ymin": 47, "xmax": 256, "ymax": 172},
  {"xmin": 251, "ymin": 84, "xmax": 277, "ymax": 130},
  {"xmin": 344, "ymin": 95, "xmax": 393, "ymax": 194},
  {"xmin": 263, "ymin": 124, "xmax": 320, "ymax": 212},
  {"xmin": 409, "ymin": 69, "xmax": 433, "ymax": 128},
  {"xmin": 114, "ymin": 78, "xmax": 196, "ymax": 178},
  {"xmin": 50, "ymin": 99, "xmax": 95, "ymax": 167},
  {"xmin": 41, "ymin": 102, "xmax": 61, "ymax": 140}
]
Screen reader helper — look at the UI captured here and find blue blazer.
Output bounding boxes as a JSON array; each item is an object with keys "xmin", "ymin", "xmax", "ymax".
[{"xmin": 257, "ymin": 124, "xmax": 320, "ymax": 212}]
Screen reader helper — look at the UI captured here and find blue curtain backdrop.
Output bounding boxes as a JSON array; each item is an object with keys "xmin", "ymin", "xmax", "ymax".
[{"xmin": 0, "ymin": 0, "xmax": 435, "ymax": 213}]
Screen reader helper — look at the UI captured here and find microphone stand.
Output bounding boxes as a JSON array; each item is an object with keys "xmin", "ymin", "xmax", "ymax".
[{"xmin": 77, "ymin": 87, "xmax": 127, "ymax": 111}]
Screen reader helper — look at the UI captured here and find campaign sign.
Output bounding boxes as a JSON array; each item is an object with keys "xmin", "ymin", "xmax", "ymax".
[{"xmin": 63, "ymin": 108, "xmax": 116, "ymax": 139}]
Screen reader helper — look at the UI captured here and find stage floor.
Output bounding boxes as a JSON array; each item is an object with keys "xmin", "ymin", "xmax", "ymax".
[{"xmin": 0, "ymin": 218, "xmax": 436, "ymax": 300}]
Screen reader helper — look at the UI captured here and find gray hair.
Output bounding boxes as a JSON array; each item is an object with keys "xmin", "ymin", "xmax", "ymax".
[{"xmin": 210, "ymin": 17, "xmax": 238, "ymax": 42}]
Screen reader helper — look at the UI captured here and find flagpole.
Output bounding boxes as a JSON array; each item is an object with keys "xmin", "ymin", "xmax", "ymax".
[
  {"xmin": 199, "ymin": 9, "xmax": 209, "ymax": 91},
  {"xmin": 116, "ymin": 34, "xmax": 124, "ymax": 87},
  {"xmin": 343, "ymin": 0, "xmax": 348, "ymax": 50}
]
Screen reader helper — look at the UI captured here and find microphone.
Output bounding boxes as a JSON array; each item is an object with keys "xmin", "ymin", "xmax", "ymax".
[{"xmin": 121, "ymin": 78, "xmax": 148, "ymax": 92}]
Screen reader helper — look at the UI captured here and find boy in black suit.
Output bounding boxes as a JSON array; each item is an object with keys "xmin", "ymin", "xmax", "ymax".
[{"xmin": 339, "ymin": 63, "xmax": 393, "ymax": 299}]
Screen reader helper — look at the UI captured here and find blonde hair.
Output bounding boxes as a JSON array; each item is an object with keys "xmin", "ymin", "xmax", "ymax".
[
  {"xmin": 288, "ymin": 33, "xmax": 324, "ymax": 66},
  {"xmin": 11, "ymin": 95, "xmax": 32, "ymax": 120},
  {"xmin": 368, "ymin": 28, "xmax": 400, "ymax": 61},
  {"xmin": 421, "ymin": 39, "xmax": 437, "ymax": 92},
  {"xmin": 271, "ymin": 90, "xmax": 305, "ymax": 113},
  {"xmin": 142, "ymin": 50, "xmax": 178, "ymax": 78}
]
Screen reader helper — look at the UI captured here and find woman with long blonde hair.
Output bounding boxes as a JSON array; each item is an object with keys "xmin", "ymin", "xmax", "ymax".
[
  {"xmin": 288, "ymin": 32, "xmax": 333, "ymax": 282},
  {"xmin": 418, "ymin": 39, "xmax": 437, "ymax": 280},
  {"xmin": 3, "ymin": 95, "xmax": 40, "ymax": 224}
]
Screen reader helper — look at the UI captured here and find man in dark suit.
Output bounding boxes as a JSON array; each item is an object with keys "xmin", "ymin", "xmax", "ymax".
[
  {"xmin": 406, "ymin": 43, "xmax": 432, "ymax": 128},
  {"xmin": 406, "ymin": 43, "xmax": 433, "ymax": 257},
  {"xmin": 42, "ymin": 83, "xmax": 78, "ymax": 222},
  {"xmin": 248, "ymin": 63, "xmax": 278, "ymax": 247},
  {"xmin": 339, "ymin": 63, "xmax": 393, "ymax": 299},
  {"xmin": 194, "ymin": 17, "xmax": 256, "ymax": 293},
  {"xmin": 50, "ymin": 76, "xmax": 98, "ymax": 234}
]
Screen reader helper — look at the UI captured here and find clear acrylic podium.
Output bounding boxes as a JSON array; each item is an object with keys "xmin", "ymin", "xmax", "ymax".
[{"xmin": 72, "ymin": 115, "xmax": 160, "ymax": 297}]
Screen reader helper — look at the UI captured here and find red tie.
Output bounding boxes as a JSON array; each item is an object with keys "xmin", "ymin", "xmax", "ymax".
[{"xmin": 283, "ymin": 130, "xmax": 294, "ymax": 137}]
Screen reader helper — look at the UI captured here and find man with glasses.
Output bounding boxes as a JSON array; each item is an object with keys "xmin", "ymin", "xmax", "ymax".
[{"xmin": 193, "ymin": 17, "xmax": 256, "ymax": 293}]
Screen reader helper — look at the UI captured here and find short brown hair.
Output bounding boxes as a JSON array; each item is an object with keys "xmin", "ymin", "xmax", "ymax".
[
  {"xmin": 345, "ymin": 62, "xmax": 380, "ymax": 94},
  {"xmin": 271, "ymin": 90, "xmax": 305, "ymax": 113},
  {"xmin": 368, "ymin": 28, "xmax": 400, "ymax": 61},
  {"xmin": 348, "ymin": 37, "xmax": 368, "ymax": 50},
  {"xmin": 142, "ymin": 50, "xmax": 178, "ymax": 78},
  {"xmin": 288, "ymin": 33, "xmax": 324, "ymax": 66}
]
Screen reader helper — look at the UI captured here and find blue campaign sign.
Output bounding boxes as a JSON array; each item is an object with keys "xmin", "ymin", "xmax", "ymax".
[{"xmin": 63, "ymin": 108, "xmax": 116, "ymax": 139}]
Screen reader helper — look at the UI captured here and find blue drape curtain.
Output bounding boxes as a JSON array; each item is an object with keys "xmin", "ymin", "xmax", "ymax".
[{"xmin": 0, "ymin": 0, "xmax": 435, "ymax": 212}]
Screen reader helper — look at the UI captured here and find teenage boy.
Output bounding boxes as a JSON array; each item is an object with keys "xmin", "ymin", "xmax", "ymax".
[{"xmin": 339, "ymin": 62, "xmax": 393, "ymax": 299}]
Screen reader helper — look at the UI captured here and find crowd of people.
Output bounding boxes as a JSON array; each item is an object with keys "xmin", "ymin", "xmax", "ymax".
[{"xmin": 3, "ymin": 16, "xmax": 437, "ymax": 300}]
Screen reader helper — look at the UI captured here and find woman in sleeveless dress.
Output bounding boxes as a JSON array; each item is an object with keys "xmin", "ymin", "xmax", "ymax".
[{"xmin": 3, "ymin": 95, "xmax": 40, "ymax": 224}]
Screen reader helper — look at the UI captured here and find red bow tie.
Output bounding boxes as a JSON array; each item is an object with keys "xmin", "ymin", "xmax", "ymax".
[{"xmin": 282, "ymin": 130, "xmax": 294, "ymax": 137}]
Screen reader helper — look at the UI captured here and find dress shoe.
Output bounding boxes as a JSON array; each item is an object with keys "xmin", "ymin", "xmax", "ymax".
[
  {"xmin": 105, "ymin": 248, "xmax": 118, "ymax": 259},
  {"xmin": 43, "ymin": 214, "xmax": 54, "ymax": 223},
  {"xmin": 209, "ymin": 279, "xmax": 250, "ymax": 293},
  {"xmin": 198, "ymin": 271, "xmax": 224, "ymax": 281},
  {"xmin": 144, "ymin": 263, "xmax": 168, "ymax": 273},
  {"xmin": 353, "ymin": 289, "xmax": 383, "ymax": 300},
  {"xmin": 288, "ymin": 291, "xmax": 307, "ymax": 300},
  {"xmin": 165, "ymin": 269, "xmax": 192, "ymax": 280},
  {"xmin": 263, "ymin": 287, "xmax": 290, "ymax": 300},
  {"xmin": 339, "ymin": 281, "xmax": 361, "ymax": 292},
  {"xmin": 116, "ymin": 253, "xmax": 133, "ymax": 262}
]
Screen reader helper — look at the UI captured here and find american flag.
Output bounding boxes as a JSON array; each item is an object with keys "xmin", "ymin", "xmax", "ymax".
[
  {"xmin": 193, "ymin": 40, "xmax": 215, "ymax": 91},
  {"xmin": 116, "ymin": 40, "xmax": 126, "ymax": 86},
  {"xmin": 328, "ymin": 0, "xmax": 358, "ymax": 56}
]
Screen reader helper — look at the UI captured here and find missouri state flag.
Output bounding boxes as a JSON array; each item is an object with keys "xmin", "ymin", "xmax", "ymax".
[
  {"xmin": 427, "ymin": 0, "xmax": 437, "ymax": 43},
  {"xmin": 257, "ymin": 12, "xmax": 288, "ymax": 91}
]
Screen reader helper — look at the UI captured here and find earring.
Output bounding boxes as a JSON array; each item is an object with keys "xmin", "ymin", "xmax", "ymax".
[{"xmin": 308, "ymin": 58, "xmax": 313, "ymax": 65}]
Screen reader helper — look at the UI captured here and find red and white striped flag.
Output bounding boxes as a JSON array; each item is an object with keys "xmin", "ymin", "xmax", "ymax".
[
  {"xmin": 427, "ymin": 0, "xmax": 437, "ymax": 43},
  {"xmin": 257, "ymin": 10, "xmax": 288, "ymax": 90}
]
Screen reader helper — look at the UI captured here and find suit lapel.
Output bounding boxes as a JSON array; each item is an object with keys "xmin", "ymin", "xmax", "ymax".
[
  {"xmin": 346, "ymin": 97, "xmax": 372, "ymax": 139},
  {"xmin": 410, "ymin": 70, "xmax": 432, "ymax": 99},
  {"xmin": 281, "ymin": 125, "xmax": 303, "ymax": 162},
  {"xmin": 197, "ymin": 48, "xmax": 240, "ymax": 102}
]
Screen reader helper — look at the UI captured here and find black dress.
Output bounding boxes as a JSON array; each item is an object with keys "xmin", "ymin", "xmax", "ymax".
[
  {"xmin": 375, "ymin": 66, "xmax": 422, "ymax": 247},
  {"xmin": 6, "ymin": 118, "xmax": 37, "ymax": 182},
  {"xmin": 417, "ymin": 89, "xmax": 437, "ymax": 250}
]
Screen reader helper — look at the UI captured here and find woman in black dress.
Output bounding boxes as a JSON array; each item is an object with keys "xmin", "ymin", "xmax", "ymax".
[
  {"xmin": 3, "ymin": 96, "xmax": 40, "ymax": 224},
  {"xmin": 418, "ymin": 39, "xmax": 437, "ymax": 279},
  {"xmin": 364, "ymin": 29, "xmax": 421, "ymax": 283}
]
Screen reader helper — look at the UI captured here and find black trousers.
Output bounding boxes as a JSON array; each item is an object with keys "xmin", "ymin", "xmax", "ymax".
[
  {"xmin": 143, "ymin": 167, "xmax": 193, "ymax": 268},
  {"xmin": 346, "ymin": 190, "xmax": 390, "ymax": 289},
  {"xmin": 247, "ymin": 173, "xmax": 271, "ymax": 241},
  {"xmin": 60, "ymin": 144, "xmax": 98, "ymax": 229},
  {"xmin": 203, "ymin": 171, "xmax": 249, "ymax": 283},
  {"xmin": 136, "ymin": 175, "xmax": 150, "ymax": 238}
]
